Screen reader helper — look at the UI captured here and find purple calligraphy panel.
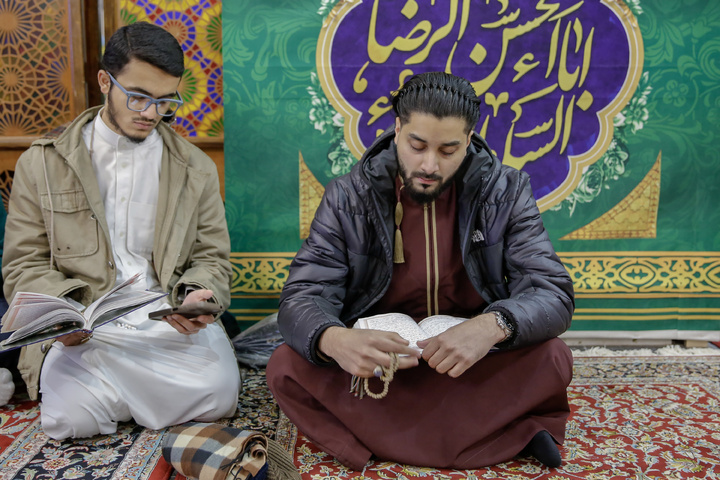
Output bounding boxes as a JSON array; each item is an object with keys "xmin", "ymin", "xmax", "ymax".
[{"xmin": 322, "ymin": 0, "xmax": 637, "ymax": 204}]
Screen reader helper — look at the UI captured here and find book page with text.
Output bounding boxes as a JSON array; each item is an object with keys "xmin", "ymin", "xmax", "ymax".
[
  {"xmin": 4, "ymin": 310, "xmax": 85, "ymax": 344},
  {"xmin": 1, "ymin": 294, "xmax": 79, "ymax": 332},
  {"xmin": 356, "ymin": 313, "xmax": 427, "ymax": 350},
  {"xmin": 83, "ymin": 272, "xmax": 144, "ymax": 320},
  {"xmin": 417, "ymin": 315, "xmax": 467, "ymax": 338}
]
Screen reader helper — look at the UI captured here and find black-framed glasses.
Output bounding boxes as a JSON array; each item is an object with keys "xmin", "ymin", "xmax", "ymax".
[{"xmin": 107, "ymin": 72, "xmax": 183, "ymax": 117}]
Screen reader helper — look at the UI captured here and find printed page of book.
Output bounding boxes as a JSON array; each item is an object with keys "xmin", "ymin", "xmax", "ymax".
[
  {"xmin": 82, "ymin": 272, "xmax": 144, "ymax": 320},
  {"xmin": 3, "ymin": 310, "xmax": 85, "ymax": 345},
  {"xmin": 1, "ymin": 294, "xmax": 80, "ymax": 332},
  {"xmin": 417, "ymin": 315, "xmax": 467, "ymax": 338},
  {"xmin": 87, "ymin": 290, "xmax": 166, "ymax": 328},
  {"xmin": 356, "ymin": 312, "xmax": 427, "ymax": 350}
]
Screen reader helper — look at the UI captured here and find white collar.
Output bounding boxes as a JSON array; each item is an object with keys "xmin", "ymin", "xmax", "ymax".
[{"xmin": 92, "ymin": 109, "xmax": 161, "ymax": 150}]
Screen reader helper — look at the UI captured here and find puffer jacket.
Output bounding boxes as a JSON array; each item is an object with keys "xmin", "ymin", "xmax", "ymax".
[
  {"xmin": 278, "ymin": 128, "xmax": 574, "ymax": 365},
  {"xmin": 2, "ymin": 106, "xmax": 232, "ymax": 399}
]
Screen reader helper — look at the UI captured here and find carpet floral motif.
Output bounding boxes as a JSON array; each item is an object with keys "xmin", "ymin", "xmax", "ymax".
[
  {"xmin": 2, "ymin": 356, "xmax": 718, "ymax": 479},
  {"xmin": 0, "ymin": 394, "xmax": 167, "ymax": 479},
  {"xmin": 275, "ymin": 355, "xmax": 720, "ymax": 480},
  {"xmin": 0, "ymin": 370, "xmax": 278, "ymax": 480}
]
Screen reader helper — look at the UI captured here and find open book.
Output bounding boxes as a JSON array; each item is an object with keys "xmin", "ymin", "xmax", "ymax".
[
  {"xmin": 0, "ymin": 273, "xmax": 167, "ymax": 351},
  {"xmin": 353, "ymin": 312, "xmax": 467, "ymax": 352}
]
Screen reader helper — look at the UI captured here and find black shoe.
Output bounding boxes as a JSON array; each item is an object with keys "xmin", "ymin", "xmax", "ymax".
[{"xmin": 521, "ymin": 430, "xmax": 562, "ymax": 468}]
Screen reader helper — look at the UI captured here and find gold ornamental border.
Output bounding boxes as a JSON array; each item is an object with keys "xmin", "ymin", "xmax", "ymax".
[
  {"xmin": 230, "ymin": 253, "xmax": 295, "ymax": 298},
  {"xmin": 561, "ymin": 252, "xmax": 720, "ymax": 298},
  {"xmin": 230, "ymin": 252, "xmax": 720, "ymax": 298},
  {"xmin": 572, "ymin": 308, "xmax": 720, "ymax": 322}
]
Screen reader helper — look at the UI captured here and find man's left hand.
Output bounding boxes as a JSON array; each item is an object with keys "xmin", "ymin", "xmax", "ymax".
[
  {"xmin": 416, "ymin": 313, "xmax": 506, "ymax": 377},
  {"xmin": 164, "ymin": 289, "xmax": 217, "ymax": 335}
]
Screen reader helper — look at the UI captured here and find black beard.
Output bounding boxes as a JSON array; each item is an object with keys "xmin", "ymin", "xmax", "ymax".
[
  {"xmin": 398, "ymin": 163, "xmax": 455, "ymax": 205},
  {"xmin": 106, "ymin": 95, "xmax": 153, "ymax": 144}
]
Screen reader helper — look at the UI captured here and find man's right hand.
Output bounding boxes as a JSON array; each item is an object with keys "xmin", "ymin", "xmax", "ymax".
[{"xmin": 318, "ymin": 326, "xmax": 421, "ymax": 377}]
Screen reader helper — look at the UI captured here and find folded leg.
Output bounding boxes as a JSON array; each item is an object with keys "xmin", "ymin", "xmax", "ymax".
[{"xmin": 267, "ymin": 338, "xmax": 573, "ymax": 470}]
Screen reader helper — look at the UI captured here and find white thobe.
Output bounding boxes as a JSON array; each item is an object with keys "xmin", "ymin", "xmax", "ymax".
[{"xmin": 39, "ymin": 114, "xmax": 239, "ymax": 440}]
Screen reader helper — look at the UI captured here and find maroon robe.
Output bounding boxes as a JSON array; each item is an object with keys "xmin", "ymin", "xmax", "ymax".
[
  {"xmin": 366, "ymin": 180, "xmax": 487, "ymax": 320},
  {"xmin": 267, "ymin": 179, "xmax": 573, "ymax": 470}
]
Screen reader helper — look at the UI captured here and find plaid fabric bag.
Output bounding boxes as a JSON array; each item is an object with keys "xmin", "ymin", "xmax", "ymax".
[{"xmin": 162, "ymin": 422, "xmax": 269, "ymax": 480}]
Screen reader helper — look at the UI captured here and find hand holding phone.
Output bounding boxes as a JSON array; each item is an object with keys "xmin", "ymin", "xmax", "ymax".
[{"xmin": 148, "ymin": 301, "xmax": 222, "ymax": 320}]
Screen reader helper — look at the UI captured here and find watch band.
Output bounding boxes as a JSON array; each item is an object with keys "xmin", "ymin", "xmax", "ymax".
[{"xmin": 493, "ymin": 311, "xmax": 514, "ymax": 341}]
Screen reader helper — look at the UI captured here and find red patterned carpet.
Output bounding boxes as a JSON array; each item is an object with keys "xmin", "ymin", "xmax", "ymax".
[
  {"xmin": 275, "ymin": 353, "xmax": 720, "ymax": 480},
  {"xmin": 1, "ymin": 352, "xmax": 719, "ymax": 479},
  {"xmin": 0, "ymin": 394, "xmax": 172, "ymax": 479}
]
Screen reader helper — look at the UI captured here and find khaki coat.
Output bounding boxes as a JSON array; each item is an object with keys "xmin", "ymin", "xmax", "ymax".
[{"xmin": 2, "ymin": 107, "xmax": 232, "ymax": 399}]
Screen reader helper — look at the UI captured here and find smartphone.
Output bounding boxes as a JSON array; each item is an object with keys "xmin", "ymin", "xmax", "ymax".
[{"xmin": 148, "ymin": 301, "xmax": 223, "ymax": 320}]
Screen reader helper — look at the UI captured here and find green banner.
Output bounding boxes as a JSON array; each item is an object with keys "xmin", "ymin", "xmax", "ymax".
[{"xmin": 223, "ymin": 0, "xmax": 720, "ymax": 339}]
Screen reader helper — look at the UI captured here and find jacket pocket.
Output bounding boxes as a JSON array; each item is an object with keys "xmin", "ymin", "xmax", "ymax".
[
  {"xmin": 467, "ymin": 241, "xmax": 509, "ymax": 298},
  {"xmin": 40, "ymin": 190, "xmax": 100, "ymax": 258}
]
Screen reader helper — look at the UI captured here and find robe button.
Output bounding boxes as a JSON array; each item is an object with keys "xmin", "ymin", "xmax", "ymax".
[{"xmin": 41, "ymin": 343, "xmax": 48, "ymax": 353}]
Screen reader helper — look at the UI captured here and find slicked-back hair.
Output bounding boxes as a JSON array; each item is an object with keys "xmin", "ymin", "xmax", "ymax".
[
  {"xmin": 101, "ymin": 21, "xmax": 184, "ymax": 78},
  {"xmin": 392, "ymin": 72, "xmax": 481, "ymax": 134}
]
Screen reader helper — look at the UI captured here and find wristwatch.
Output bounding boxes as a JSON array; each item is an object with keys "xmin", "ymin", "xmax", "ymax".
[{"xmin": 493, "ymin": 311, "xmax": 514, "ymax": 341}]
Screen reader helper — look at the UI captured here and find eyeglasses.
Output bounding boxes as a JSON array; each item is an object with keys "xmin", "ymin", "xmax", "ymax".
[{"xmin": 106, "ymin": 72, "xmax": 183, "ymax": 117}]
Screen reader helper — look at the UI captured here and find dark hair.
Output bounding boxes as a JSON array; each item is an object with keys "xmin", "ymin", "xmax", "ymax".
[
  {"xmin": 392, "ymin": 72, "xmax": 481, "ymax": 134},
  {"xmin": 101, "ymin": 21, "xmax": 185, "ymax": 78}
]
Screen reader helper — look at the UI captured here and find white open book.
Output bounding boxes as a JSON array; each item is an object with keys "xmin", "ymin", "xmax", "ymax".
[
  {"xmin": 0, "ymin": 273, "xmax": 166, "ymax": 351},
  {"xmin": 353, "ymin": 312, "xmax": 467, "ymax": 352}
]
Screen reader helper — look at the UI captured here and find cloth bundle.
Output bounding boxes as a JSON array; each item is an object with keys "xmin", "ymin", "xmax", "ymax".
[{"xmin": 162, "ymin": 422, "xmax": 300, "ymax": 480}]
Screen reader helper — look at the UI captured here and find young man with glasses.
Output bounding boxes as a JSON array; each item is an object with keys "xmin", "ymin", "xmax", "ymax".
[{"xmin": 1, "ymin": 22, "xmax": 240, "ymax": 439}]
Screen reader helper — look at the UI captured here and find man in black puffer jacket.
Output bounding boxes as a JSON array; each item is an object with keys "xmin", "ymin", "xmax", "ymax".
[{"xmin": 267, "ymin": 72, "xmax": 575, "ymax": 471}]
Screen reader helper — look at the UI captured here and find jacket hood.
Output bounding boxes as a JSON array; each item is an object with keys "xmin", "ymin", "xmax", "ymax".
[{"xmin": 355, "ymin": 128, "xmax": 400, "ymax": 202}]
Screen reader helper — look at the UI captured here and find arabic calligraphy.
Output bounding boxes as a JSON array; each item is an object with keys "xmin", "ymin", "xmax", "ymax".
[{"xmin": 317, "ymin": 0, "xmax": 643, "ymax": 210}]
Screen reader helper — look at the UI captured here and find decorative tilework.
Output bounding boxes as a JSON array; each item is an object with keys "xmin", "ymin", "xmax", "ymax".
[
  {"xmin": 120, "ymin": 0, "xmax": 223, "ymax": 138},
  {"xmin": 0, "ymin": 0, "xmax": 74, "ymax": 136}
]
